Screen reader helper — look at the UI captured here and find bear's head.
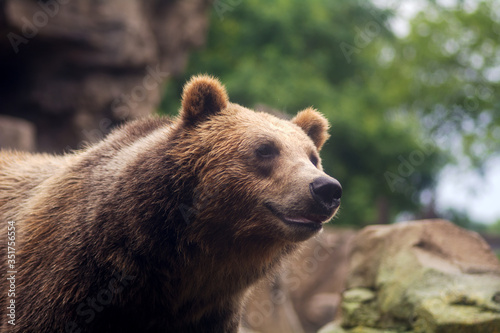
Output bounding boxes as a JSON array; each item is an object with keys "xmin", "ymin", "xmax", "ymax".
[{"xmin": 176, "ymin": 75, "xmax": 342, "ymax": 243}]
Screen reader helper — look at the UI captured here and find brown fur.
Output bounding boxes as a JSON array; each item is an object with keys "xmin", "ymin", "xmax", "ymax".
[
  {"xmin": 291, "ymin": 107, "xmax": 330, "ymax": 150},
  {"xmin": 0, "ymin": 75, "xmax": 340, "ymax": 332}
]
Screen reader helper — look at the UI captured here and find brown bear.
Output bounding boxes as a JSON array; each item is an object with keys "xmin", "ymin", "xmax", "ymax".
[{"xmin": 0, "ymin": 75, "xmax": 342, "ymax": 333}]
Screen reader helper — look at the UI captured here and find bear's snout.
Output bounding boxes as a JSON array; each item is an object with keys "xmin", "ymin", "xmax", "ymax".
[{"xmin": 309, "ymin": 176, "xmax": 342, "ymax": 212}]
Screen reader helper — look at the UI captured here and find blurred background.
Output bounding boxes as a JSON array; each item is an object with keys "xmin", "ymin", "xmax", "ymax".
[
  {"xmin": 1, "ymin": 1, "xmax": 499, "ymax": 332},
  {"xmin": 4, "ymin": 0, "xmax": 498, "ymax": 232},
  {"xmin": 160, "ymin": 0, "xmax": 500, "ymax": 234}
]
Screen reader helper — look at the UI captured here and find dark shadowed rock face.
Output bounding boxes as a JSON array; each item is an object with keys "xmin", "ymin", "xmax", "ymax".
[
  {"xmin": 0, "ymin": 115, "xmax": 35, "ymax": 152},
  {"xmin": 0, "ymin": 0, "xmax": 211, "ymax": 152}
]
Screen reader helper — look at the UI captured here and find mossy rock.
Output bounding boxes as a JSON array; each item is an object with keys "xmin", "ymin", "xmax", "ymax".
[
  {"xmin": 414, "ymin": 298, "xmax": 500, "ymax": 333},
  {"xmin": 318, "ymin": 321, "xmax": 412, "ymax": 333},
  {"xmin": 339, "ymin": 220, "xmax": 500, "ymax": 333}
]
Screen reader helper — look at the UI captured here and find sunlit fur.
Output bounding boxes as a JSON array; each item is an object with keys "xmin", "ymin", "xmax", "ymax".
[{"xmin": 0, "ymin": 75, "xmax": 338, "ymax": 332}]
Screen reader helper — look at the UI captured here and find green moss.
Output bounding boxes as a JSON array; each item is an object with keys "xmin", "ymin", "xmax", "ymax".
[
  {"xmin": 342, "ymin": 289, "xmax": 380, "ymax": 328},
  {"xmin": 414, "ymin": 298, "xmax": 500, "ymax": 333},
  {"xmin": 319, "ymin": 322, "xmax": 412, "ymax": 333}
]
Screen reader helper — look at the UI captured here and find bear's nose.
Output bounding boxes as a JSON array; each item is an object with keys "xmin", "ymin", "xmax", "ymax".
[{"xmin": 309, "ymin": 176, "xmax": 342, "ymax": 210}]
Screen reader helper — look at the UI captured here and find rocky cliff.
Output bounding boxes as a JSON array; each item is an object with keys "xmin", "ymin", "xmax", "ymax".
[{"xmin": 0, "ymin": 0, "xmax": 212, "ymax": 152}]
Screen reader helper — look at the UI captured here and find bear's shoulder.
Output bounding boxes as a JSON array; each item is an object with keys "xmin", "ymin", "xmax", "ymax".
[{"xmin": 82, "ymin": 116, "xmax": 174, "ymax": 158}]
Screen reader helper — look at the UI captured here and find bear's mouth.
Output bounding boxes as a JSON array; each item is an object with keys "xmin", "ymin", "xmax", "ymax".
[{"xmin": 264, "ymin": 203, "xmax": 329, "ymax": 229}]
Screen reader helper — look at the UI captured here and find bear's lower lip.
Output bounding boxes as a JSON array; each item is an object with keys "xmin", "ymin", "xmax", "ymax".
[
  {"xmin": 265, "ymin": 203, "xmax": 328, "ymax": 228},
  {"xmin": 282, "ymin": 215, "xmax": 325, "ymax": 224},
  {"xmin": 280, "ymin": 216, "xmax": 324, "ymax": 232}
]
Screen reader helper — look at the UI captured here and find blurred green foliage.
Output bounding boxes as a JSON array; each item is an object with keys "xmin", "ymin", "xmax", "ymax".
[
  {"xmin": 489, "ymin": 219, "xmax": 500, "ymax": 235},
  {"xmin": 159, "ymin": 0, "xmax": 498, "ymax": 227},
  {"xmin": 378, "ymin": 1, "xmax": 500, "ymax": 168}
]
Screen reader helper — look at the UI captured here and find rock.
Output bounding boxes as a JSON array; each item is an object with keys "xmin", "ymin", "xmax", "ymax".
[
  {"xmin": 243, "ymin": 276, "xmax": 306, "ymax": 333},
  {"xmin": 335, "ymin": 219, "xmax": 500, "ymax": 333},
  {"xmin": 304, "ymin": 293, "xmax": 342, "ymax": 328},
  {"xmin": 242, "ymin": 229, "xmax": 357, "ymax": 333},
  {"xmin": 0, "ymin": 115, "xmax": 35, "ymax": 151},
  {"xmin": 319, "ymin": 322, "xmax": 409, "ymax": 333},
  {"xmin": 289, "ymin": 229, "xmax": 357, "ymax": 332},
  {"xmin": 341, "ymin": 289, "xmax": 379, "ymax": 329},
  {"xmin": 415, "ymin": 298, "xmax": 500, "ymax": 333},
  {"xmin": 0, "ymin": 0, "xmax": 211, "ymax": 152}
]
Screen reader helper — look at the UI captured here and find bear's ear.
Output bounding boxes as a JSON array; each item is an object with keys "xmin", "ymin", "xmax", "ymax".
[
  {"xmin": 292, "ymin": 108, "xmax": 330, "ymax": 150},
  {"xmin": 180, "ymin": 75, "xmax": 228, "ymax": 126}
]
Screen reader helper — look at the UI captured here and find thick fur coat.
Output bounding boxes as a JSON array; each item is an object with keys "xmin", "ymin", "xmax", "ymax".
[{"xmin": 0, "ymin": 75, "xmax": 341, "ymax": 332}]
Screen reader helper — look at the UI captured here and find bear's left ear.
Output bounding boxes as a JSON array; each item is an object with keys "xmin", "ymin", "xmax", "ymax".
[
  {"xmin": 181, "ymin": 75, "xmax": 229, "ymax": 126},
  {"xmin": 292, "ymin": 107, "xmax": 330, "ymax": 150}
]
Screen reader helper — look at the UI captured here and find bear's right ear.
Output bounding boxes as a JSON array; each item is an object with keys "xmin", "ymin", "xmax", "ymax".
[{"xmin": 180, "ymin": 75, "xmax": 228, "ymax": 126}]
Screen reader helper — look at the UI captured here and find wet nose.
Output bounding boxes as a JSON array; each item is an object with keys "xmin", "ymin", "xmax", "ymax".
[{"xmin": 309, "ymin": 177, "xmax": 342, "ymax": 210}]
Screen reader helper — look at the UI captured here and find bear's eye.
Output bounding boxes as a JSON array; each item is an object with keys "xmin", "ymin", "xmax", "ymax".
[
  {"xmin": 256, "ymin": 144, "xmax": 278, "ymax": 159},
  {"xmin": 310, "ymin": 155, "xmax": 319, "ymax": 167}
]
